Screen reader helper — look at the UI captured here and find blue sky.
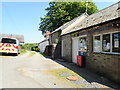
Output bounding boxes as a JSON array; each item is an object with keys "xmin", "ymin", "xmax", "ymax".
[{"xmin": 1, "ymin": 1, "xmax": 118, "ymax": 43}]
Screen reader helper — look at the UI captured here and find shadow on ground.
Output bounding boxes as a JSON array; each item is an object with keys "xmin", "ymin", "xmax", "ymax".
[{"xmin": 44, "ymin": 56, "xmax": 120, "ymax": 89}]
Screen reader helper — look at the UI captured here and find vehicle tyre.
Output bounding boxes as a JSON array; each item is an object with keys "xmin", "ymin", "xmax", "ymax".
[
  {"xmin": 18, "ymin": 51, "xmax": 20, "ymax": 54},
  {"xmin": 18, "ymin": 49, "xmax": 20, "ymax": 54}
]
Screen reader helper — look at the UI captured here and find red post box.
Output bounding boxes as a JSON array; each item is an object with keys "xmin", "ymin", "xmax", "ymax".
[{"xmin": 76, "ymin": 56, "xmax": 83, "ymax": 67}]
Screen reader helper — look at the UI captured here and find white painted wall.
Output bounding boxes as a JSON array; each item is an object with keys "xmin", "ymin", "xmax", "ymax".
[
  {"xmin": 72, "ymin": 37, "xmax": 79, "ymax": 64},
  {"xmin": 38, "ymin": 40, "xmax": 49, "ymax": 53}
]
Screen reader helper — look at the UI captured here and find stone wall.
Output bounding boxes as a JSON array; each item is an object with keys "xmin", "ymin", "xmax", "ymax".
[
  {"xmin": 61, "ymin": 18, "xmax": 120, "ymax": 84},
  {"xmin": 62, "ymin": 34, "xmax": 72, "ymax": 62},
  {"xmin": 49, "ymin": 32, "xmax": 59, "ymax": 45},
  {"xmin": 86, "ymin": 53, "xmax": 120, "ymax": 84},
  {"xmin": 49, "ymin": 31, "xmax": 62, "ymax": 59}
]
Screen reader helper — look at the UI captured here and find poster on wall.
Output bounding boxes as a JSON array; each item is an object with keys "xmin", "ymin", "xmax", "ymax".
[
  {"xmin": 79, "ymin": 37, "xmax": 87, "ymax": 52},
  {"xmin": 114, "ymin": 39, "xmax": 119, "ymax": 48},
  {"xmin": 114, "ymin": 34, "xmax": 119, "ymax": 48}
]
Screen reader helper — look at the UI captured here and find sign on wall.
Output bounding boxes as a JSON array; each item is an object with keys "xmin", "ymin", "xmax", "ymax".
[{"xmin": 79, "ymin": 37, "xmax": 87, "ymax": 52}]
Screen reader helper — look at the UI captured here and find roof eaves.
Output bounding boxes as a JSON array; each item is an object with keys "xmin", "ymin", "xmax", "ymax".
[{"xmin": 39, "ymin": 39, "xmax": 48, "ymax": 44}]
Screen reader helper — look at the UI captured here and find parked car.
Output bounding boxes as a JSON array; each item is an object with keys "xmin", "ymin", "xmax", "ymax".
[{"xmin": 0, "ymin": 37, "xmax": 20, "ymax": 56}]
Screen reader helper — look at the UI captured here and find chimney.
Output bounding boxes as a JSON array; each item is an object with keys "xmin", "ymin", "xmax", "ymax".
[{"xmin": 46, "ymin": 31, "xmax": 50, "ymax": 39}]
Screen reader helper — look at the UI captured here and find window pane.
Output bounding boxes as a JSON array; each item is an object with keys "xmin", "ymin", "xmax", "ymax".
[
  {"xmin": 1, "ymin": 38, "xmax": 16, "ymax": 44},
  {"xmin": 94, "ymin": 36, "xmax": 101, "ymax": 52},
  {"xmin": 79, "ymin": 37, "xmax": 87, "ymax": 52},
  {"xmin": 102, "ymin": 34, "xmax": 110, "ymax": 52},
  {"xmin": 112, "ymin": 32, "xmax": 120, "ymax": 53}
]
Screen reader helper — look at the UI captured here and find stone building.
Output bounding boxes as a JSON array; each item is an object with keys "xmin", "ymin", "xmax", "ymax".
[
  {"xmin": 38, "ymin": 39, "xmax": 49, "ymax": 53},
  {"xmin": 61, "ymin": 2, "xmax": 120, "ymax": 84},
  {"xmin": 49, "ymin": 13, "xmax": 88, "ymax": 59},
  {"xmin": 38, "ymin": 31, "xmax": 50, "ymax": 53}
]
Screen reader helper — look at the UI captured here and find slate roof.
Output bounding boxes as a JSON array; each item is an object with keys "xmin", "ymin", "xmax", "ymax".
[
  {"xmin": 51, "ymin": 13, "xmax": 88, "ymax": 34},
  {"xmin": 39, "ymin": 39, "xmax": 48, "ymax": 44},
  {"xmin": 61, "ymin": 1, "xmax": 120, "ymax": 35},
  {"xmin": 51, "ymin": 22, "xmax": 69, "ymax": 34}
]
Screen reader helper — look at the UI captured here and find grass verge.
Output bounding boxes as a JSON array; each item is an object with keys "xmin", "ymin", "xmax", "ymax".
[
  {"xmin": 29, "ymin": 51, "xmax": 35, "ymax": 56},
  {"xmin": 19, "ymin": 49, "xmax": 26, "ymax": 55},
  {"xmin": 47, "ymin": 68, "xmax": 83, "ymax": 79},
  {"xmin": 46, "ymin": 68, "xmax": 84, "ymax": 88}
]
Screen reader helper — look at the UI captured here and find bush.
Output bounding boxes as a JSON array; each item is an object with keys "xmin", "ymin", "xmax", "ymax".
[
  {"xmin": 20, "ymin": 43, "xmax": 39, "ymax": 52},
  {"xmin": 31, "ymin": 46, "xmax": 39, "ymax": 52}
]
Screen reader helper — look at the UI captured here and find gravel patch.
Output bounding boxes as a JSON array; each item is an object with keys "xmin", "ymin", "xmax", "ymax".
[
  {"xmin": 59, "ymin": 73, "xmax": 72, "ymax": 77},
  {"xmin": 59, "ymin": 72, "xmax": 110, "ymax": 88}
]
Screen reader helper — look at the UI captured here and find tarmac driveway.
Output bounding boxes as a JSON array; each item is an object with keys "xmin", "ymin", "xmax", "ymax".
[{"xmin": 0, "ymin": 51, "xmax": 119, "ymax": 88}]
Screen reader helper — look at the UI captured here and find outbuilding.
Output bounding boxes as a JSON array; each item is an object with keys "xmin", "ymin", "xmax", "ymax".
[
  {"xmin": 61, "ymin": 2, "xmax": 120, "ymax": 84},
  {"xmin": 38, "ymin": 39, "xmax": 49, "ymax": 53},
  {"xmin": 49, "ymin": 13, "xmax": 88, "ymax": 59}
]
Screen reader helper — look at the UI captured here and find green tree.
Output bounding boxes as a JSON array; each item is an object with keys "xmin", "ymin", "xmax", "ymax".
[{"xmin": 39, "ymin": 1, "xmax": 98, "ymax": 35}]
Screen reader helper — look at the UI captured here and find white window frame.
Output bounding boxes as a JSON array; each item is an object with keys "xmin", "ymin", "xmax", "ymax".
[{"xmin": 93, "ymin": 31, "xmax": 120, "ymax": 54}]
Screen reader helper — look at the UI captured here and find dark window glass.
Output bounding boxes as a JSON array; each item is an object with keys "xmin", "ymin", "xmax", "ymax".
[
  {"xmin": 1, "ymin": 38, "xmax": 16, "ymax": 44},
  {"xmin": 102, "ymin": 34, "xmax": 110, "ymax": 52},
  {"xmin": 112, "ymin": 32, "xmax": 120, "ymax": 53}
]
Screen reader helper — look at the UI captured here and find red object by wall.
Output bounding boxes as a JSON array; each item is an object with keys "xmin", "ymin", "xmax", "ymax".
[{"xmin": 76, "ymin": 56, "xmax": 83, "ymax": 67}]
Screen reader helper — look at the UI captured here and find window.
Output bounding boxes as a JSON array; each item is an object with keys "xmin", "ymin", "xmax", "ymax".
[
  {"xmin": 93, "ymin": 36, "xmax": 101, "ymax": 52},
  {"xmin": 102, "ymin": 34, "xmax": 110, "ymax": 52},
  {"xmin": 93, "ymin": 32, "xmax": 120, "ymax": 54},
  {"xmin": 112, "ymin": 32, "xmax": 120, "ymax": 53},
  {"xmin": 79, "ymin": 37, "xmax": 87, "ymax": 52},
  {"xmin": 1, "ymin": 38, "xmax": 16, "ymax": 44}
]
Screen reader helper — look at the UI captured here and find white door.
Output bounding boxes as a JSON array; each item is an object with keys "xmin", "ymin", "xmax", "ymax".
[{"xmin": 72, "ymin": 37, "xmax": 79, "ymax": 63}]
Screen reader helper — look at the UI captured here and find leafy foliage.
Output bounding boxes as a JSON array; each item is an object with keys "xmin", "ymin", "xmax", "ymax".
[
  {"xmin": 19, "ymin": 45, "xmax": 26, "ymax": 55},
  {"xmin": 20, "ymin": 49, "xmax": 26, "ymax": 54},
  {"xmin": 22, "ymin": 43, "xmax": 38, "ymax": 51},
  {"xmin": 39, "ymin": 1, "xmax": 98, "ymax": 35}
]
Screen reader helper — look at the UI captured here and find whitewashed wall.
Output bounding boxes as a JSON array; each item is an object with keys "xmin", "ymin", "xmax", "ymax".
[{"xmin": 38, "ymin": 40, "xmax": 49, "ymax": 53}]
